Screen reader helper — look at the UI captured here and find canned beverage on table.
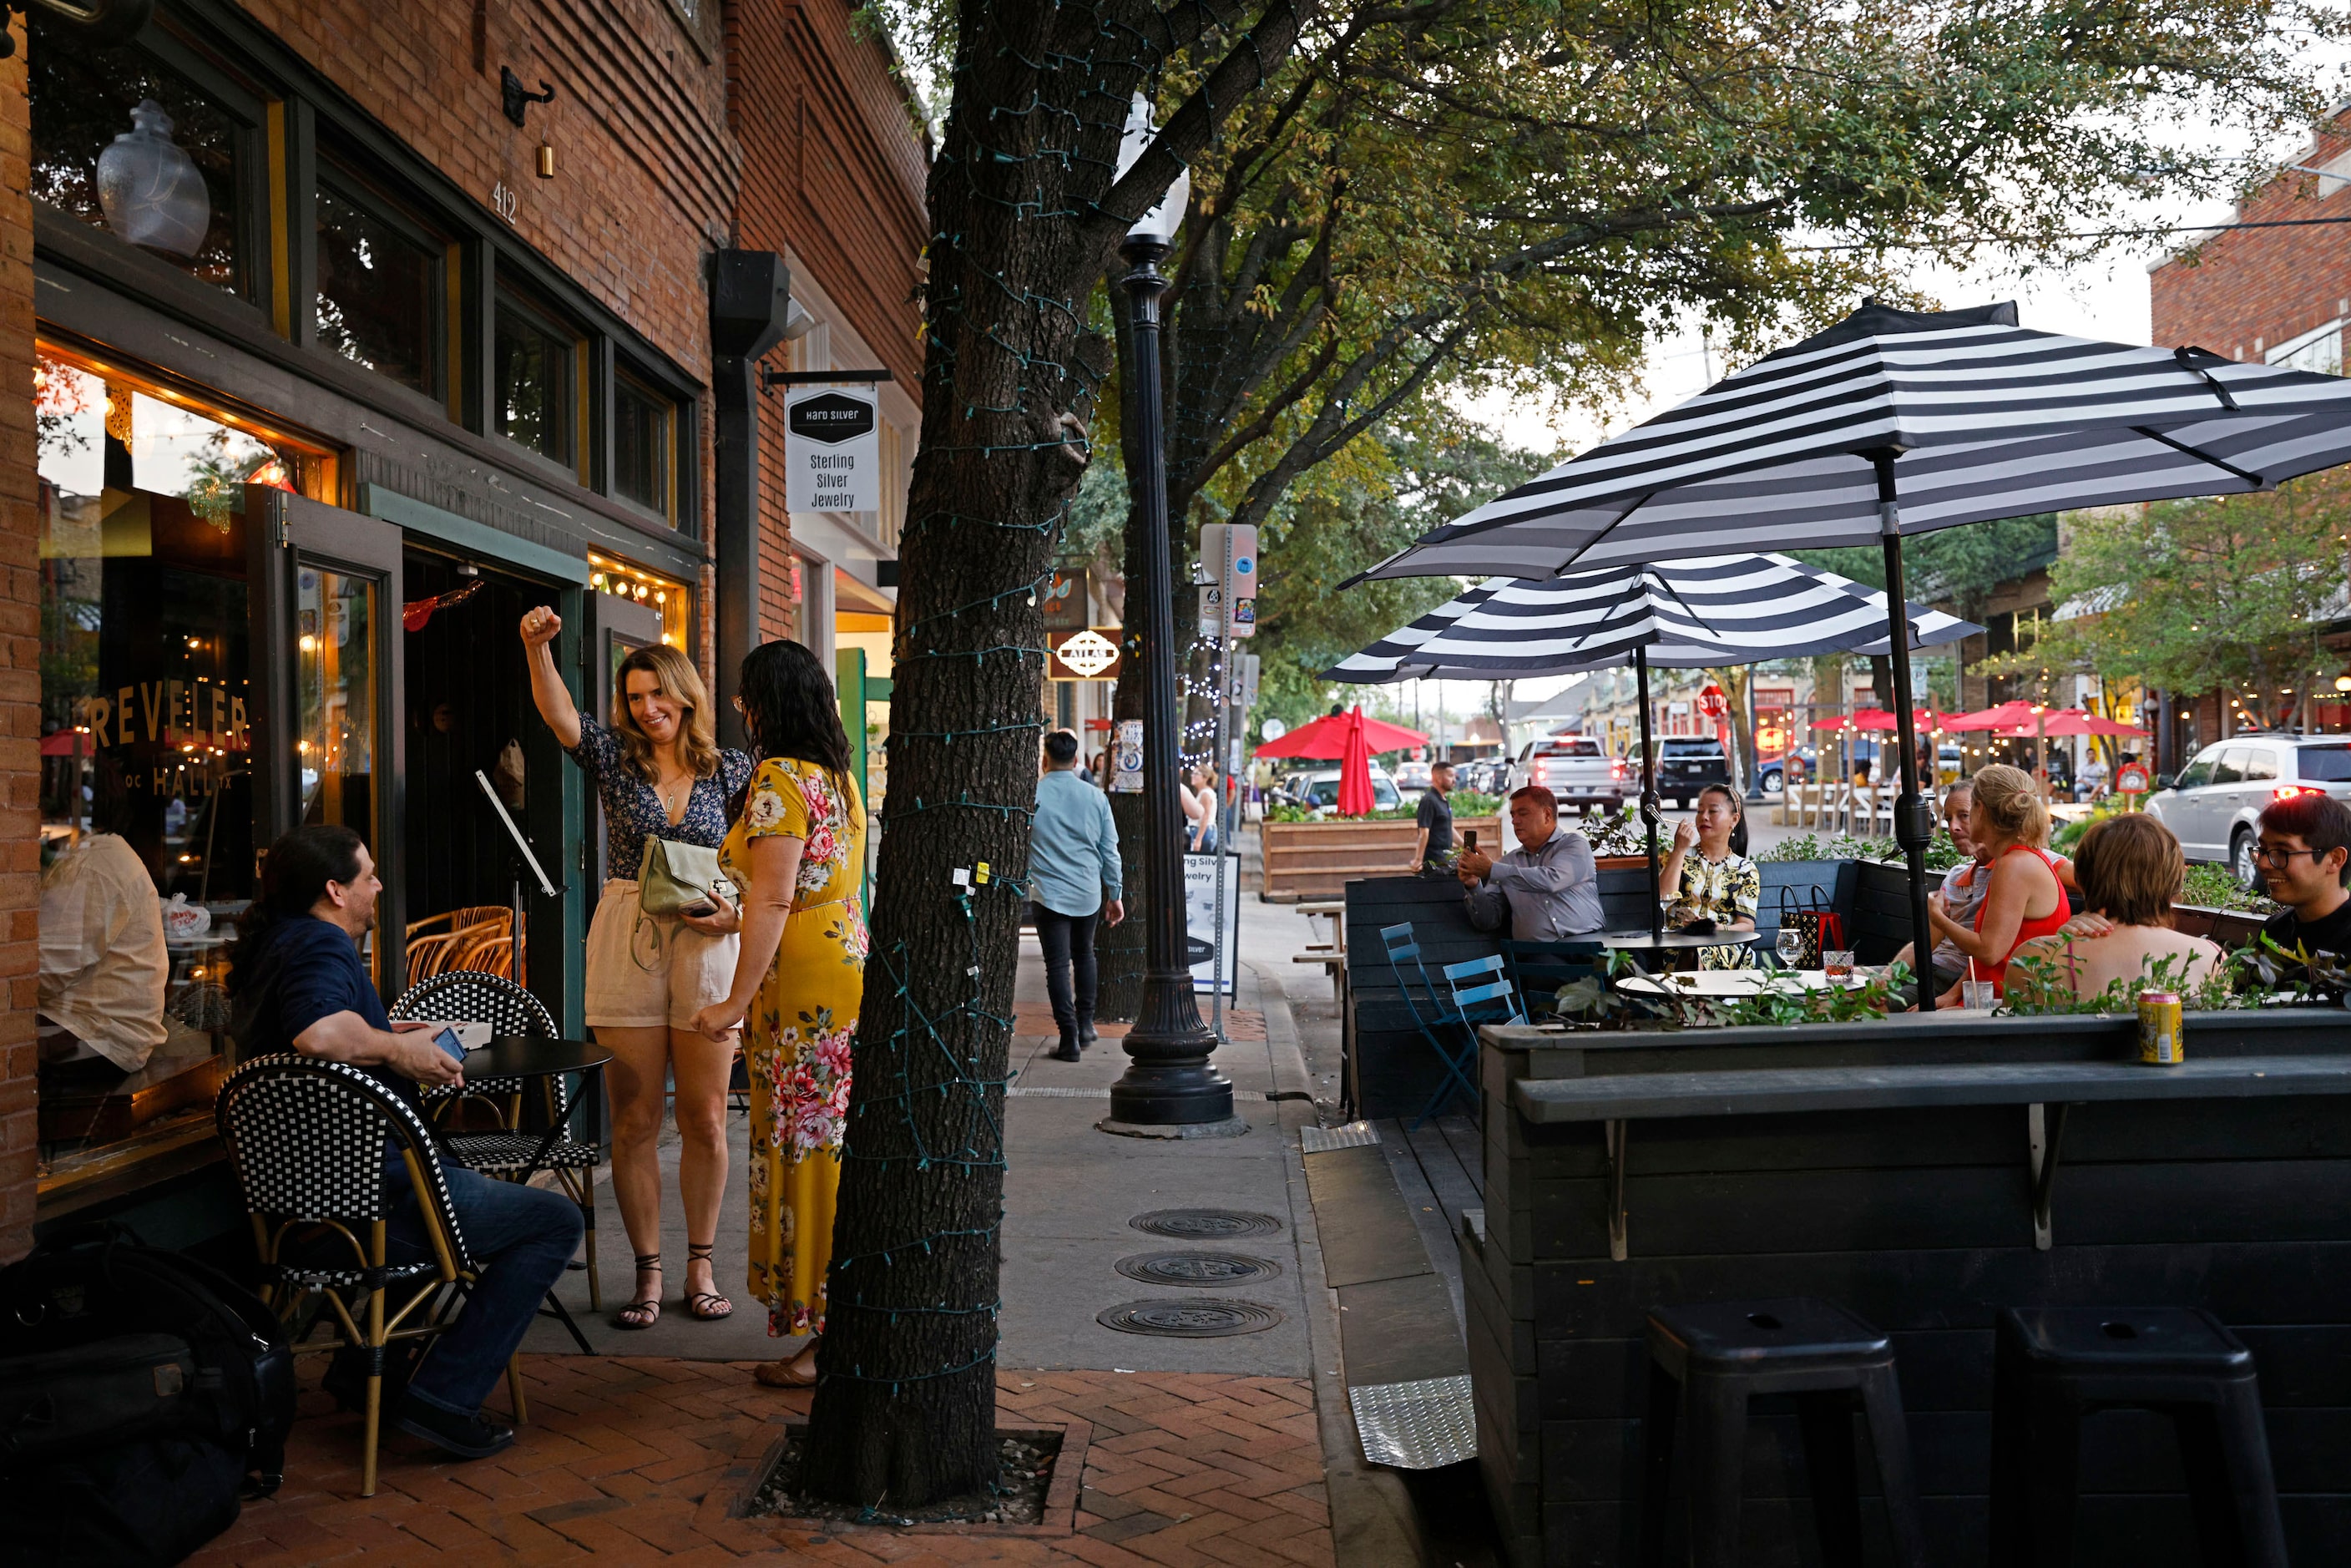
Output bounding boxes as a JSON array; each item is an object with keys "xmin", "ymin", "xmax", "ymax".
[{"xmin": 2137, "ymin": 991, "xmax": 2183, "ymax": 1065}]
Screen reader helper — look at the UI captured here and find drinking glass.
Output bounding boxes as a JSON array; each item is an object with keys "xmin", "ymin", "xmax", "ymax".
[
  {"xmin": 1775, "ymin": 929, "xmax": 1804, "ymax": 969},
  {"xmin": 1961, "ymin": 979, "xmax": 1997, "ymax": 1010},
  {"xmin": 1823, "ymin": 949, "xmax": 1856, "ymax": 983}
]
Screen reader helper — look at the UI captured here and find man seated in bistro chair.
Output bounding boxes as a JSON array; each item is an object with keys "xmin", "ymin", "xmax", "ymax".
[
  {"xmin": 227, "ymin": 824, "xmax": 584, "ymax": 1461},
  {"xmin": 1458, "ymin": 784, "xmax": 1605, "ymax": 941}
]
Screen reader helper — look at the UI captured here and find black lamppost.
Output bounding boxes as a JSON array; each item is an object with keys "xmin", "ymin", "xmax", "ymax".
[{"xmin": 1105, "ymin": 103, "xmax": 1231, "ymax": 1130}]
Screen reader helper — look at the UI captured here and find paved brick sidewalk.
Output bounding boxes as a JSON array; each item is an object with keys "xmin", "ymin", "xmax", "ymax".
[{"xmin": 195, "ymin": 1355, "xmax": 1333, "ymax": 1565}]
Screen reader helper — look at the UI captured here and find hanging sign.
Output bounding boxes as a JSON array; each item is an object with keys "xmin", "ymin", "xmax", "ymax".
[
  {"xmin": 785, "ymin": 385, "xmax": 880, "ymax": 513},
  {"xmin": 1042, "ymin": 567, "xmax": 1090, "ymax": 633},
  {"xmin": 1047, "ymin": 628, "xmax": 1124, "ymax": 681}
]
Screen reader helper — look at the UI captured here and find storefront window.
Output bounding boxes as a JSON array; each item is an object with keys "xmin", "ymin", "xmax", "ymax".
[
  {"xmin": 613, "ymin": 368, "xmax": 675, "ymax": 520},
  {"xmin": 34, "ymin": 346, "xmax": 316, "ymax": 1176},
  {"xmin": 297, "ymin": 567, "xmax": 379, "ymax": 843},
  {"xmin": 588, "ymin": 551, "xmax": 690, "ymax": 649},
  {"xmin": 495, "ymin": 296, "xmax": 574, "ymax": 464},
  {"xmin": 315, "ymin": 169, "xmax": 440, "ymax": 395},
  {"xmin": 28, "ymin": 15, "xmax": 250, "ymax": 296}
]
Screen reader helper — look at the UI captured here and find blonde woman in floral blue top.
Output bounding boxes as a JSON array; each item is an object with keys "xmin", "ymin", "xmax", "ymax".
[
  {"xmin": 1658, "ymin": 785, "xmax": 1761, "ymax": 970},
  {"xmin": 693, "ymin": 640, "xmax": 867, "ymax": 1388}
]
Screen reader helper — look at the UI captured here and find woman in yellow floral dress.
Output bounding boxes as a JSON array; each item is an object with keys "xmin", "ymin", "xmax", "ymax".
[
  {"xmin": 1656, "ymin": 785, "xmax": 1761, "ymax": 970},
  {"xmin": 691, "ymin": 640, "xmax": 867, "ymax": 1387}
]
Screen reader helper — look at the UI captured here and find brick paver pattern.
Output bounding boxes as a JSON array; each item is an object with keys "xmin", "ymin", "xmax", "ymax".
[{"xmin": 194, "ymin": 1356, "xmax": 1334, "ymax": 1566}]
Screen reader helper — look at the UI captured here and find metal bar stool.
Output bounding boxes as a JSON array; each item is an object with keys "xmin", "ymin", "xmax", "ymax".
[
  {"xmin": 1990, "ymin": 1307, "xmax": 2286, "ymax": 1568},
  {"xmin": 1637, "ymin": 1297, "xmax": 1929, "ymax": 1568}
]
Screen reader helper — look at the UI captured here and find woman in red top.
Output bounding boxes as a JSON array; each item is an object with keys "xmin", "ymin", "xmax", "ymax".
[{"xmin": 1926, "ymin": 764, "xmax": 2069, "ymax": 999}]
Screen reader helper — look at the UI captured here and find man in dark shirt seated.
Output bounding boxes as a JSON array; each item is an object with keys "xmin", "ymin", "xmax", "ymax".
[
  {"xmin": 230, "ymin": 824, "xmax": 583, "ymax": 1461},
  {"xmin": 2253, "ymin": 792, "xmax": 2351, "ymax": 958}
]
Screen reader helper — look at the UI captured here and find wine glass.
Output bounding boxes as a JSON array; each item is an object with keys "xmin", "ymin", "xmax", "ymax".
[{"xmin": 1775, "ymin": 928, "xmax": 1805, "ymax": 970}]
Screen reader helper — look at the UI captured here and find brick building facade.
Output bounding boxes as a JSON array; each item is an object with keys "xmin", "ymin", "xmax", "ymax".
[
  {"xmin": 2146, "ymin": 106, "xmax": 2351, "ymax": 766},
  {"xmin": 0, "ymin": 0, "xmax": 925, "ymax": 1264}
]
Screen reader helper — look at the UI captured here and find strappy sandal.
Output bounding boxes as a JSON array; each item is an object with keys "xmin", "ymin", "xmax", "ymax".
[
  {"xmin": 682, "ymin": 1242, "xmax": 733, "ymax": 1321},
  {"xmin": 754, "ymin": 1344, "xmax": 819, "ymax": 1388},
  {"xmin": 614, "ymin": 1254, "xmax": 662, "ymax": 1330}
]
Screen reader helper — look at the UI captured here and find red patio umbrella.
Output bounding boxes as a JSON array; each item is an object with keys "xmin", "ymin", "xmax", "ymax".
[
  {"xmin": 1251, "ymin": 706, "xmax": 1428, "ymax": 759},
  {"xmin": 1813, "ymin": 706, "xmax": 1939, "ymax": 733},
  {"xmin": 1336, "ymin": 708, "xmax": 1376, "ymax": 817},
  {"xmin": 2033, "ymin": 707, "xmax": 2149, "ymax": 738},
  {"xmin": 1939, "ymin": 699, "xmax": 2038, "ymax": 731},
  {"xmin": 39, "ymin": 729, "xmax": 89, "ymax": 756}
]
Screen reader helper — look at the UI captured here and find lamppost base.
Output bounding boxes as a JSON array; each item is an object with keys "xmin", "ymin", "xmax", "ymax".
[{"xmin": 1098, "ymin": 1115, "xmax": 1250, "ymax": 1141}]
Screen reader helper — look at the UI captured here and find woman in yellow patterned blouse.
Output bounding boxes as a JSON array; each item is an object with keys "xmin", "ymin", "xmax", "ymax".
[
  {"xmin": 1656, "ymin": 785, "xmax": 1761, "ymax": 970},
  {"xmin": 691, "ymin": 640, "xmax": 867, "ymax": 1388}
]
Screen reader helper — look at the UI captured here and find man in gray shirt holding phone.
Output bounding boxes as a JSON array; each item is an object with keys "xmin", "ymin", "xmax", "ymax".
[{"xmin": 1458, "ymin": 785, "xmax": 1605, "ymax": 941}]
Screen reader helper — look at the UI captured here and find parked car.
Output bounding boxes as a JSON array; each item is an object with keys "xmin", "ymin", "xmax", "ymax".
[
  {"xmin": 1509, "ymin": 734, "xmax": 1629, "ymax": 815},
  {"xmin": 2144, "ymin": 734, "xmax": 2351, "ymax": 885},
  {"xmin": 1277, "ymin": 764, "xmax": 1403, "ymax": 812},
  {"xmin": 1636, "ymin": 736, "xmax": 1732, "ymax": 809},
  {"xmin": 1757, "ymin": 745, "xmax": 1820, "ymax": 795},
  {"xmin": 1392, "ymin": 759, "xmax": 1433, "ymax": 791}
]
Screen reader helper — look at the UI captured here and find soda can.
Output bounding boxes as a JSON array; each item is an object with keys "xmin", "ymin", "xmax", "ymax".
[{"xmin": 2137, "ymin": 991, "xmax": 2183, "ymax": 1065}]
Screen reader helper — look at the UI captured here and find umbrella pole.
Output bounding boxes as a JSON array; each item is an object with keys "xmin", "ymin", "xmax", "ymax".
[
  {"xmin": 1638, "ymin": 645, "xmax": 1662, "ymax": 938},
  {"xmin": 1873, "ymin": 449, "xmax": 1937, "ymax": 1010}
]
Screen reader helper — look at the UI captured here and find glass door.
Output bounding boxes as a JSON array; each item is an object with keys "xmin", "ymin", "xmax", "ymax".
[{"xmin": 249, "ymin": 488, "xmax": 406, "ymax": 994}]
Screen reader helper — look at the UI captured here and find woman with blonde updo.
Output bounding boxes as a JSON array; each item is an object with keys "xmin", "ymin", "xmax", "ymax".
[{"xmin": 1926, "ymin": 764, "xmax": 2070, "ymax": 999}]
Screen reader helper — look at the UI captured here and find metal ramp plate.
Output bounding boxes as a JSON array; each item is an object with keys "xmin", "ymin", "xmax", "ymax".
[
  {"xmin": 1348, "ymin": 1373, "xmax": 1476, "ymax": 1469},
  {"xmin": 1300, "ymin": 1120, "xmax": 1379, "ymax": 1153}
]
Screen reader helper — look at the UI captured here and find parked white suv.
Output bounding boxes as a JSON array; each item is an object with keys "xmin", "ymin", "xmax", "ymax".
[{"xmin": 2144, "ymin": 735, "xmax": 2351, "ymax": 885}]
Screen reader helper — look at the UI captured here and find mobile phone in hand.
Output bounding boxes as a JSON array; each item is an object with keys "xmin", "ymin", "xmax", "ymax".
[
  {"xmin": 432, "ymin": 1026, "xmax": 467, "ymax": 1065},
  {"xmin": 1463, "ymin": 829, "xmax": 1479, "ymax": 853}
]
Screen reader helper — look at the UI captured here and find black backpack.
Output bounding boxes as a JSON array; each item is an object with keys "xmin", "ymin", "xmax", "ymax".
[{"xmin": 0, "ymin": 1223, "xmax": 297, "ymax": 1567}]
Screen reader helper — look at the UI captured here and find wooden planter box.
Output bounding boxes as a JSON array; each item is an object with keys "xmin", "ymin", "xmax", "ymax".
[
  {"xmin": 1261, "ymin": 815, "xmax": 1498, "ymax": 901},
  {"xmin": 1467, "ymin": 1008, "xmax": 2351, "ymax": 1566},
  {"xmin": 2171, "ymin": 902, "xmax": 2272, "ymax": 948}
]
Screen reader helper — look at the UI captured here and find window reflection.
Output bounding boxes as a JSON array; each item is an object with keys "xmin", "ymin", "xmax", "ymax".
[
  {"xmin": 28, "ymin": 14, "xmax": 246, "ymax": 295},
  {"xmin": 33, "ymin": 351, "xmax": 306, "ymax": 1169},
  {"xmin": 316, "ymin": 174, "xmax": 439, "ymax": 393},
  {"xmin": 613, "ymin": 370, "xmax": 673, "ymax": 519},
  {"xmin": 495, "ymin": 298, "xmax": 574, "ymax": 464}
]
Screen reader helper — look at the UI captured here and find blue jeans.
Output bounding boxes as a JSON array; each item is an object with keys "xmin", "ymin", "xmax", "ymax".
[{"xmin": 387, "ymin": 1162, "xmax": 583, "ymax": 1416}]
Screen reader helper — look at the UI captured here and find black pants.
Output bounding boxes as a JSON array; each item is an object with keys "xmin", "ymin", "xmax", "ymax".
[{"xmin": 1032, "ymin": 903, "xmax": 1100, "ymax": 1042}]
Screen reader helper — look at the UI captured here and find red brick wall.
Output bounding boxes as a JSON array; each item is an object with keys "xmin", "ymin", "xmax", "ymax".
[
  {"xmin": 2150, "ymin": 114, "xmax": 2351, "ymax": 358},
  {"xmin": 729, "ymin": 0, "xmax": 928, "ymax": 641},
  {"xmin": 0, "ymin": 18, "xmax": 37, "ymax": 1265},
  {"xmin": 237, "ymin": 0, "xmax": 741, "ymax": 543}
]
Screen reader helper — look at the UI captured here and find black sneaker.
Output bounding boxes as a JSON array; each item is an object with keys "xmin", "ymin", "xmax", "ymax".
[{"xmin": 392, "ymin": 1393, "xmax": 516, "ymax": 1459}]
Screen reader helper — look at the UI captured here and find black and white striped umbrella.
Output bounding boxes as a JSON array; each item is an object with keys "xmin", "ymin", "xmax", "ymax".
[
  {"xmin": 1323, "ymin": 554, "xmax": 1979, "ymax": 683},
  {"xmin": 1351, "ymin": 301, "xmax": 2351, "ymax": 582},
  {"xmin": 1347, "ymin": 299, "xmax": 2351, "ymax": 1003}
]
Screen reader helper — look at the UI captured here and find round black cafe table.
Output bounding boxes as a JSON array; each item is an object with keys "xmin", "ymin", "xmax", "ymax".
[
  {"xmin": 1590, "ymin": 928, "xmax": 1765, "ymax": 973},
  {"xmin": 470, "ymin": 1035, "xmax": 612, "ymax": 1078}
]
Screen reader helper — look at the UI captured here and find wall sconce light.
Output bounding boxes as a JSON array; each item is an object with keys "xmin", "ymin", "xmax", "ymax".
[
  {"xmin": 536, "ymin": 143, "xmax": 555, "ymax": 179},
  {"xmin": 501, "ymin": 65, "xmax": 556, "ymax": 129}
]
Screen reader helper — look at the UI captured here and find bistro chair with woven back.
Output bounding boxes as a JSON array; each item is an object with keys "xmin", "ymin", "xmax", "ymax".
[
  {"xmin": 215, "ymin": 1054, "xmax": 528, "ymax": 1496},
  {"xmin": 389, "ymin": 969, "xmax": 605, "ymax": 1310}
]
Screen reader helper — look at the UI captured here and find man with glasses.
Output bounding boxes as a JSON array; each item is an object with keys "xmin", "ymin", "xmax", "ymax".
[{"xmin": 2254, "ymin": 793, "xmax": 2351, "ymax": 957}]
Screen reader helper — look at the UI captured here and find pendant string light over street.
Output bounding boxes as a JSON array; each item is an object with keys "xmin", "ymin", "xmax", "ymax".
[
  {"xmin": 1101, "ymin": 94, "xmax": 1226, "ymax": 1130},
  {"xmin": 1346, "ymin": 300, "xmax": 2351, "ymax": 1005}
]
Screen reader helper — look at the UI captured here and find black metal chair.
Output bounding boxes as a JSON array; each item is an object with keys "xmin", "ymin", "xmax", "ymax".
[
  {"xmin": 1990, "ymin": 1307, "xmax": 2287, "ymax": 1568},
  {"xmin": 1637, "ymin": 1297, "xmax": 1929, "ymax": 1568},
  {"xmin": 215, "ymin": 1054, "xmax": 527, "ymax": 1498},
  {"xmin": 389, "ymin": 970, "xmax": 604, "ymax": 1312}
]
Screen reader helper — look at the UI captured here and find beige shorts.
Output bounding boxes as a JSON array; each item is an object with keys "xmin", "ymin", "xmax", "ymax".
[{"xmin": 583, "ymin": 878, "xmax": 741, "ymax": 1030}]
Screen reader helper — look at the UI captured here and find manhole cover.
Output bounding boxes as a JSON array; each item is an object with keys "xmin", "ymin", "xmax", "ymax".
[
  {"xmin": 1097, "ymin": 1298, "xmax": 1286, "ymax": 1338},
  {"xmin": 1129, "ymin": 1208, "xmax": 1283, "ymax": 1241},
  {"xmin": 1115, "ymin": 1251, "xmax": 1283, "ymax": 1288}
]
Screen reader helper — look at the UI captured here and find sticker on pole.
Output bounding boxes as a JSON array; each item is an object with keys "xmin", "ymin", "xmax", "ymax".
[{"xmin": 785, "ymin": 385, "xmax": 880, "ymax": 513}]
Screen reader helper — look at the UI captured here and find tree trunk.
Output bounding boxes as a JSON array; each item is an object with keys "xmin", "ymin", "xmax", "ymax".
[
  {"xmin": 802, "ymin": 13, "xmax": 1305, "ymax": 1492},
  {"xmin": 798, "ymin": 17, "xmax": 1118, "ymax": 1506}
]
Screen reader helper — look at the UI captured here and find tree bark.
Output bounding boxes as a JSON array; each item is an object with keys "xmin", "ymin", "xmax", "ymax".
[{"xmin": 802, "ymin": 3, "xmax": 1302, "ymax": 1503}]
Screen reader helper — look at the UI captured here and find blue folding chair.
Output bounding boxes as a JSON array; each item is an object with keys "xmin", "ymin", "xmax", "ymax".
[
  {"xmin": 1500, "ymin": 938, "xmax": 1607, "ymax": 1017},
  {"xmin": 1378, "ymin": 923, "xmax": 1514, "ymax": 1130}
]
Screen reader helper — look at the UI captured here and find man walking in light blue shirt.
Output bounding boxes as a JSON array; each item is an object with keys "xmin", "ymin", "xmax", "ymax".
[{"xmin": 1032, "ymin": 729, "xmax": 1125, "ymax": 1061}]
